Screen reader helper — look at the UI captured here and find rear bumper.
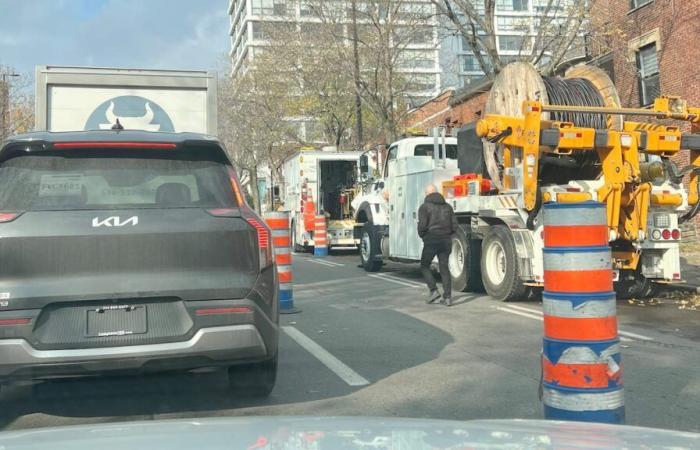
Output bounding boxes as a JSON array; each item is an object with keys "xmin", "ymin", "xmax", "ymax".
[{"xmin": 0, "ymin": 324, "xmax": 270, "ymax": 381}]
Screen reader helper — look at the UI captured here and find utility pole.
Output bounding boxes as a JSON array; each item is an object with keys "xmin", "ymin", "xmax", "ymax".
[
  {"xmin": 350, "ymin": 0, "xmax": 364, "ymax": 152},
  {"xmin": 0, "ymin": 72, "xmax": 20, "ymax": 143}
]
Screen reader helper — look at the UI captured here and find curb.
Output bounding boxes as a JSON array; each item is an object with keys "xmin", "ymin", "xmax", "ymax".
[{"xmin": 667, "ymin": 284, "xmax": 700, "ymax": 293}]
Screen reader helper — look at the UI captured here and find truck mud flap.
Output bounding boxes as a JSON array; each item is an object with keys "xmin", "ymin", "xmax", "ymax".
[{"xmin": 511, "ymin": 230, "xmax": 535, "ymax": 279}]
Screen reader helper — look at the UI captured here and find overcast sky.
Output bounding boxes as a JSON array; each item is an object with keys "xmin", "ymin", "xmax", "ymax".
[{"xmin": 0, "ymin": 0, "xmax": 230, "ymax": 80}]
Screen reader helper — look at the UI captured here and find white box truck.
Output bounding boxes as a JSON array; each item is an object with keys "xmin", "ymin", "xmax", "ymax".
[
  {"xmin": 34, "ymin": 66, "xmax": 217, "ymax": 134},
  {"xmin": 280, "ymin": 148, "xmax": 363, "ymax": 252}
]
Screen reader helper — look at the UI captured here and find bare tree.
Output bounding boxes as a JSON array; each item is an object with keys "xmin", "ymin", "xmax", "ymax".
[
  {"xmin": 431, "ymin": 0, "xmax": 588, "ymax": 77},
  {"xmin": 307, "ymin": 0, "xmax": 441, "ymax": 142},
  {"xmin": 0, "ymin": 66, "xmax": 34, "ymax": 143},
  {"xmin": 218, "ymin": 70, "xmax": 299, "ymax": 212}
]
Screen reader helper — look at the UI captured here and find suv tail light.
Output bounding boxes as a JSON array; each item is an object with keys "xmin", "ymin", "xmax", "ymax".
[
  {"xmin": 244, "ymin": 213, "xmax": 273, "ymax": 270},
  {"xmin": 0, "ymin": 212, "xmax": 22, "ymax": 223},
  {"xmin": 671, "ymin": 229, "xmax": 681, "ymax": 240}
]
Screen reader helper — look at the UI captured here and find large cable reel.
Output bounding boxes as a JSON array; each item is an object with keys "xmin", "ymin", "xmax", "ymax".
[{"xmin": 483, "ymin": 62, "xmax": 622, "ymax": 189}]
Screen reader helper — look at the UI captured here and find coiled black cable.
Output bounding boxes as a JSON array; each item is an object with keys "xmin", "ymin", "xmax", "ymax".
[{"xmin": 539, "ymin": 76, "xmax": 607, "ymax": 183}]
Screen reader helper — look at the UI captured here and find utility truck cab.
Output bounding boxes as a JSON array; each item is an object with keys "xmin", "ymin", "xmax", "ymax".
[{"xmin": 352, "ymin": 132, "xmax": 459, "ymax": 271}]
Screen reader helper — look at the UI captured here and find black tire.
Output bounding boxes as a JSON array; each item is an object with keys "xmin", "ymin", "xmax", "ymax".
[
  {"xmin": 359, "ymin": 222, "xmax": 382, "ymax": 272},
  {"xmin": 291, "ymin": 221, "xmax": 304, "ymax": 253},
  {"xmin": 449, "ymin": 227, "xmax": 483, "ymax": 292},
  {"xmin": 228, "ymin": 354, "xmax": 277, "ymax": 398},
  {"xmin": 615, "ymin": 269, "xmax": 659, "ymax": 300},
  {"xmin": 480, "ymin": 225, "xmax": 528, "ymax": 302}
]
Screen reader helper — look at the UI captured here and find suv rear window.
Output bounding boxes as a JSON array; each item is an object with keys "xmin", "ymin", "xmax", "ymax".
[{"xmin": 0, "ymin": 148, "xmax": 238, "ymax": 211}]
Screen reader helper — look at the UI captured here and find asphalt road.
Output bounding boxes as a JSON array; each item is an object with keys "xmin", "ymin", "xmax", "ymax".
[{"xmin": 1, "ymin": 250, "xmax": 699, "ymax": 433}]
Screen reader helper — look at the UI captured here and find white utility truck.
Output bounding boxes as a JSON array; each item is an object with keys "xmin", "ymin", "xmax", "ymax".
[
  {"xmin": 280, "ymin": 148, "xmax": 363, "ymax": 252},
  {"xmin": 352, "ymin": 125, "xmax": 691, "ymax": 301},
  {"xmin": 34, "ymin": 66, "xmax": 217, "ymax": 134}
]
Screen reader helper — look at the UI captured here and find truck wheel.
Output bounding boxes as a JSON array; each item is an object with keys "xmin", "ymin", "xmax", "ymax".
[
  {"xmin": 481, "ymin": 225, "xmax": 528, "ymax": 302},
  {"xmin": 359, "ymin": 222, "xmax": 382, "ymax": 272},
  {"xmin": 291, "ymin": 221, "xmax": 304, "ymax": 253},
  {"xmin": 615, "ymin": 270, "xmax": 658, "ymax": 299},
  {"xmin": 449, "ymin": 228, "xmax": 483, "ymax": 292},
  {"xmin": 228, "ymin": 354, "xmax": 277, "ymax": 398}
]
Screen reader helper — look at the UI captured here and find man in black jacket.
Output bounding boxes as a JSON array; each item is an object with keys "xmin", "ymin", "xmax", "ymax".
[{"xmin": 417, "ymin": 184, "xmax": 458, "ymax": 306}]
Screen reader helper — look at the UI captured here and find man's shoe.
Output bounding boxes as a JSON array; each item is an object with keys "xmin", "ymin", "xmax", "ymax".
[
  {"xmin": 426, "ymin": 290, "xmax": 441, "ymax": 304},
  {"xmin": 441, "ymin": 296, "xmax": 452, "ymax": 307}
]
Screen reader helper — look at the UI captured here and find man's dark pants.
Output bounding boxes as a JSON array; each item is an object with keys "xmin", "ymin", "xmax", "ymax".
[{"xmin": 420, "ymin": 238, "xmax": 452, "ymax": 298}]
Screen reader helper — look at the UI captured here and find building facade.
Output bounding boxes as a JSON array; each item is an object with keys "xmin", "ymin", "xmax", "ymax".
[
  {"xmin": 589, "ymin": 0, "xmax": 700, "ymax": 238},
  {"xmin": 438, "ymin": 0, "xmax": 568, "ymax": 90},
  {"xmin": 227, "ymin": 0, "xmax": 443, "ymax": 108}
]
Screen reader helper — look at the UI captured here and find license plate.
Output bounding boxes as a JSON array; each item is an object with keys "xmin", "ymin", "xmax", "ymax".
[
  {"xmin": 612, "ymin": 270, "xmax": 620, "ymax": 282},
  {"xmin": 86, "ymin": 305, "xmax": 147, "ymax": 338}
]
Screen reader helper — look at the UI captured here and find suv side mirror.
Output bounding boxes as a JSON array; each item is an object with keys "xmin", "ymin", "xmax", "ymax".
[{"xmin": 359, "ymin": 154, "xmax": 369, "ymax": 176}]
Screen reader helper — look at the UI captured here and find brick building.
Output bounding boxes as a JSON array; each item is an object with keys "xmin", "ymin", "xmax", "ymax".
[
  {"xmin": 404, "ymin": 78, "xmax": 492, "ymax": 132},
  {"xmin": 589, "ymin": 0, "xmax": 700, "ymax": 238}
]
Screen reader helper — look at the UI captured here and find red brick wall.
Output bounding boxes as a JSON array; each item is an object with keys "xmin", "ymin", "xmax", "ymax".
[{"xmin": 404, "ymin": 91, "xmax": 488, "ymax": 131}]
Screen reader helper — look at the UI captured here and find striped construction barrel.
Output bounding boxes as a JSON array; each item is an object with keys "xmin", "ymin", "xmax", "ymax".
[
  {"xmin": 542, "ymin": 202, "xmax": 624, "ymax": 424},
  {"xmin": 313, "ymin": 215, "xmax": 328, "ymax": 257},
  {"xmin": 265, "ymin": 211, "xmax": 299, "ymax": 314}
]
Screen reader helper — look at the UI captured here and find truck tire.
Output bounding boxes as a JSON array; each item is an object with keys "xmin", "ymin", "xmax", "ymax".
[
  {"xmin": 615, "ymin": 269, "xmax": 659, "ymax": 300},
  {"xmin": 359, "ymin": 222, "xmax": 382, "ymax": 272},
  {"xmin": 228, "ymin": 354, "xmax": 277, "ymax": 398},
  {"xmin": 291, "ymin": 220, "xmax": 304, "ymax": 253},
  {"xmin": 449, "ymin": 228, "xmax": 483, "ymax": 292},
  {"xmin": 481, "ymin": 225, "xmax": 528, "ymax": 302}
]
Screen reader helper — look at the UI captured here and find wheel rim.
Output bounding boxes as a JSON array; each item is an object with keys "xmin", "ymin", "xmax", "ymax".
[
  {"xmin": 485, "ymin": 240, "xmax": 507, "ymax": 285},
  {"xmin": 448, "ymin": 238, "xmax": 465, "ymax": 277},
  {"xmin": 361, "ymin": 231, "xmax": 371, "ymax": 262}
]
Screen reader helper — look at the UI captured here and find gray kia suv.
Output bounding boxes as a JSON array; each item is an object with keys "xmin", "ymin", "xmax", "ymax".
[{"xmin": 0, "ymin": 131, "xmax": 279, "ymax": 396}]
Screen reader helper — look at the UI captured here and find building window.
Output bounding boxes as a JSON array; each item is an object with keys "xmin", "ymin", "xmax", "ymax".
[
  {"xmin": 498, "ymin": 35, "xmax": 529, "ymax": 51},
  {"xmin": 496, "ymin": 0, "xmax": 529, "ymax": 11},
  {"xmin": 397, "ymin": 50, "xmax": 435, "ymax": 69},
  {"xmin": 300, "ymin": 0, "xmax": 315, "ymax": 16},
  {"xmin": 407, "ymin": 73, "xmax": 436, "ymax": 92},
  {"xmin": 631, "ymin": 0, "xmax": 653, "ymax": 9},
  {"xmin": 394, "ymin": 27, "xmax": 433, "ymax": 46},
  {"xmin": 496, "ymin": 16, "xmax": 528, "ymax": 32},
  {"xmin": 636, "ymin": 42, "xmax": 660, "ymax": 106},
  {"xmin": 461, "ymin": 54, "xmax": 485, "ymax": 72},
  {"xmin": 251, "ymin": 21, "xmax": 263, "ymax": 40},
  {"xmin": 396, "ymin": 2, "xmax": 433, "ymax": 21},
  {"xmin": 252, "ymin": 0, "xmax": 274, "ymax": 15},
  {"xmin": 273, "ymin": 0, "xmax": 287, "ymax": 15}
]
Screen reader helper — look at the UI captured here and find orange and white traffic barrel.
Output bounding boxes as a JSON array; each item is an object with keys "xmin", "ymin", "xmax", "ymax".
[
  {"xmin": 313, "ymin": 214, "xmax": 328, "ymax": 257},
  {"xmin": 542, "ymin": 201, "xmax": 624, "ymax": 424},
  {"xmin": 265, "ymin": 211, "xmax": 299, "ymax": 314}
]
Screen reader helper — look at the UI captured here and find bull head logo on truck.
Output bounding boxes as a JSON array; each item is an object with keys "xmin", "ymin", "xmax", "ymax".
[
  {"xmin": 84, "ymin": 95, "xmax": 175, "ymax": 132},
  {"xmin": 99, "ymin": 101, "xmax": 158, "ymax": 131}
]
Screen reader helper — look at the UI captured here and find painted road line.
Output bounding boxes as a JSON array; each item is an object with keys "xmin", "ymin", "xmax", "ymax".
[
  {"xmin": 496, "ymin": 306, "xmax": 543, "ymax": 321},
  {"xmin": 617, "ymin": 330, "xmax": 653, "ymax": 341},
  {"xmin": 307, "ymin": 259, "xmax": 338, "ymax": 267},
  {"xmin": 505, "ymin": 304, "xmax": 544, "ymax": 315},
  {"xmin": 318, "ymin": 259, "xmax": 345, "ymax": 267},
  {"xmin": 283, "ymin": 326, "xmax": 370, "ymax": 387},
  {"xmin": 295, "ymin": 277, "xmax": 369, "ymax": 289},
  {"xmin": 368, "ymin": 273, "xmax": 424, "ymax": 288},
  {"xmin": 373, "ymin": 272, "xmax": 425, "ymax": 287},
  {"xmin": 496, "ymin": 306, "xmax": 637, "ymax": 342}
]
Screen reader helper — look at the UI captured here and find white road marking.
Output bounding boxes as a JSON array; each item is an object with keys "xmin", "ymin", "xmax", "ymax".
[
  {"xmin": 318, "ymin": 259, "xmax": 345, "ymax": 267},
  {"xmin": 368, "ymin": 273, "xmax": 425, "ymax": 288},
  {"xmin": 496, "ymin": 306, "xmax": 647, "ymax": 342},
  {"xmin": 504, "ymin": 304, "xmax": 543, "ymax": 315},
  {"xmin": 307, "ymin": 259, "xmax": 338, "ymax": 267},
  {"xmin": 283, "ymin": 326, "xmax": 370, "ymax": 387},
  {"xmin": 496, "ymin": 306, "xmax": 543, "ymax": 321},
  {"xmin": 617, "ymin": 330, "xmax": 653, "ymax": 341}
]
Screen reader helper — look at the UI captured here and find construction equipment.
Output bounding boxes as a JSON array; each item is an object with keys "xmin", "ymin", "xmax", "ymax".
[{"xmin": 352, "ymin": 62, "xmax": 700, "ymax": 301}]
